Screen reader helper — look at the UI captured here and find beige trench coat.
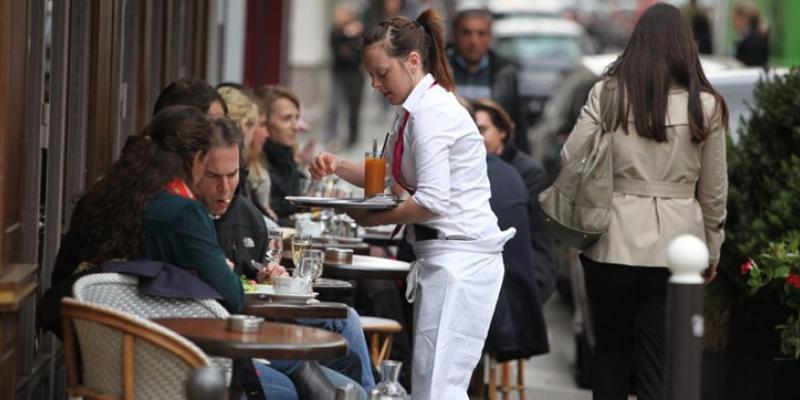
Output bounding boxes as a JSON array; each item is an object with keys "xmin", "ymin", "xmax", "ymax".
[{"xmin": 562, "ymin": 80, "xmax": 728, "ymax": 267}]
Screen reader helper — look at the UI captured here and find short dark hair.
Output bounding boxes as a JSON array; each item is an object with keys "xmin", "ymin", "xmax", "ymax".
[
  {"xmin": 209, "ymin": 117, "xmax": 244, "ymax": 150},
  {"xmin": 452, "ymin": 8, "xmax": 493, "ymax": 33},
  {"xmin": 471, "ymin": 98, "xmax": 515, "ymax": 142},
  {"xmin": 153, "ymin": 78, "xmax": 228, "ymax": 116}
]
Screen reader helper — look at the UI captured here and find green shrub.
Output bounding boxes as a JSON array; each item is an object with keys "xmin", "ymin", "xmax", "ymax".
[{"xmin": 705, "ymin": 66, "xmax": 800, "ymax": 349}]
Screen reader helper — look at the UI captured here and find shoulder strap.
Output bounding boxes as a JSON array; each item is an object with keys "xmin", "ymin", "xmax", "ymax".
[{"xmin": 598, "ymin": 81, "xmax": 617, "ymax": 134}]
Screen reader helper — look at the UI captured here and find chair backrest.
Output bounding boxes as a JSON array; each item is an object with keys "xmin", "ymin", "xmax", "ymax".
[
  {"xmin": 73, "ymin": 273, "xmax": 230, "ymax": 319},
  {"xmin": 72, "ymin": 273, "xmax": 232, "ymax": 382},
  {"xmin": 61, "ymin": 298, "xmax": 210, "ymax": 400}
]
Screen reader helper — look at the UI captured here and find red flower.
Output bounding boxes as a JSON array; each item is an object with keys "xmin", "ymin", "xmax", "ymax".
[
  {"xmin": 741, "ymin": 258, "xmax": 754, "ymax": 274},
  {"xmin": 787, "ymin": 274, "xmax": 800, "ymax": 289}
]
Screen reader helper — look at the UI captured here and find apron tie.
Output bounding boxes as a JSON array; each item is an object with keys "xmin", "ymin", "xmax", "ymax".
[{"xmin": 405, "ymin": 258, "xmax": 424, "ymax": 303}]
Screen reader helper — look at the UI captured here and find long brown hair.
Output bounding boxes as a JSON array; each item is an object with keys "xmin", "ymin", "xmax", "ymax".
[
  {"xmin": 76, "ymin": 106, "xmax": 213, "ymax": 264},
  {"xmin": 605, "ymin": 3, "xmax": 728, "ymax": 142},
  {"xmin": 362, "ymin": 9, "xmax": 455, "ymax": 91}
]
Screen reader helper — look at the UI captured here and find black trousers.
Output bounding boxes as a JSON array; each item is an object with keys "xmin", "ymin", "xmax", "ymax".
[{"xmin": 582, "ymin": 254, "xmax": 670, "ymax": 400}]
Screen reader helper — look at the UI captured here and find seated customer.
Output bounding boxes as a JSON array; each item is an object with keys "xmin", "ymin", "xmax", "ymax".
[
  {"xmin": 216, "ymin": 84, "xmax": 278, "ymax": 221},
  {"xmin": 196, "ymin": 120, "xmax": 374, "ymax": 392},
  {"xmin": 472, "ymin": 98, "xmax": 556, "ymax": 303},
  {"xmin": 254, "ymin": 85, "xmax": 307, "ymax": 220},
  {"xmin": 483, "ymin": 154, "xmax": 550, "ymax": 362}
]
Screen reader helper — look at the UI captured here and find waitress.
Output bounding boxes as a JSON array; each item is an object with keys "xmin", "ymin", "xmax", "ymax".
[{"xmin": 310, "ymin": 10, "xmax": 514, "ymax": 400}]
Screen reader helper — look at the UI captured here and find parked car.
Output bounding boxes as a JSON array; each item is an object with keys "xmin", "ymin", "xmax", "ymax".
[
  {"xmin": 530, "ymin": 53, "xmax": 786, "ymax": 389},
  {"xmin": 492, "ymin": 17, "xmax": 596, "ymax": 134}
]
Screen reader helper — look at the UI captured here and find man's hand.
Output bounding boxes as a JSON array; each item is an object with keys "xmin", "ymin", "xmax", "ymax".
[
  {"xmin": 257, "ymin": 261, "xmax": 289, "ymax": 284},
  {"xmin": 225, "ymin": 258, "xmax": 235, "ymax": 271}
]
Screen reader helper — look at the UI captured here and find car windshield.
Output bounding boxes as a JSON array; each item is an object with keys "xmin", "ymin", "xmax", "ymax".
[{"xmin": 496, "ymin": 35, "xmax": 582, "ymax": 63}]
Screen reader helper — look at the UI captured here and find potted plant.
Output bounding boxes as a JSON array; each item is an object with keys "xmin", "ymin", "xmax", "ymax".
[
  {"xmin": 743, "ymin": 231, "xmax": 800, "ymax": 357},
  {"xmin": 704, "ymin": 66, "xmax": 800, "ymax": 400}
]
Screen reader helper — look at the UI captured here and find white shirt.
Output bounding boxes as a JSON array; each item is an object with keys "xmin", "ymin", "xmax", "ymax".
[{"xmin": 385, "ymin": 73, "xmax": 499, "ymax": 241}]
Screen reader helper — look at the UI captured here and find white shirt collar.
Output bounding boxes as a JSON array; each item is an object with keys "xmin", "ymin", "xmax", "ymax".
[{"xmin": 402, "ymin": 73, "xmax": 435, "ymax": 114}]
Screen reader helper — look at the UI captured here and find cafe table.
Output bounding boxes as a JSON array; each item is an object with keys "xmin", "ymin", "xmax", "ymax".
[
  {"xmin": 323, "ymin": 255, "xmax": 410, "ymax": 280},
  {"xmin": 155, "ymin": 318, "xmax": 348, "ymax": 399},
  {"xmin": 242, "ymin": 296, "xmax": 349, "ymax": 320}
]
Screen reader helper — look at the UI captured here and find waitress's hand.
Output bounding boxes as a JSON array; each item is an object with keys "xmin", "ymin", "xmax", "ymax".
[
  {"xmin": 347, "ymin": 209, "xmax": 381, "ymax": 227},
  {"xmin": 309, "ymin": 152, "xmax": 340, "ymax": 181}
]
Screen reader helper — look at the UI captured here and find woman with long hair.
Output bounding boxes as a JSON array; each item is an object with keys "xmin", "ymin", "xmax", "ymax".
[
  {"xmin": 254, "ymin": 85, "xmax": 306, "ymax": 220},
  {"xmin": 75, "ymin": 105, "xmax": 244, "ymax": 312},
  {"xmin": 310, "ymin": 10, "xmax": 514, "ymax": 399},
  {"xmin": 562, "ymin": 4, "xmax": 728, "ymax": 399}
]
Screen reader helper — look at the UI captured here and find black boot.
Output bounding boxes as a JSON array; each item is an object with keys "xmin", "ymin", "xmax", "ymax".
[{"xmin": 289, "ymin": 361, "xmax": 337, "ymax": 400}]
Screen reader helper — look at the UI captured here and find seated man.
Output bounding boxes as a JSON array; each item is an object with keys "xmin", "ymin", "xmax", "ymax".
[{"xmin": 196, "ymin": 121, "xmax": 375, "ymax": 392}]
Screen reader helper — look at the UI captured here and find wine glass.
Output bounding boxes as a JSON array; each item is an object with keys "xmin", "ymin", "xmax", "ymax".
[
  {"xmin": 265, "ymin": 229, "xmax": 283, "ymax": 263},
  {"xmin": 291, "ymin": 234, "xmax": 312, "ymax": 269},
  {"xmin": 298, "ymin": 249, "xmax": 323, "ymax": 285}
]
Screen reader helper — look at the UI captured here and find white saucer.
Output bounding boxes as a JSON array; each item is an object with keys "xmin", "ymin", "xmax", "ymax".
[{"xmin": 265, "ymin": 292, "xmax": 319, "ymax": 305}]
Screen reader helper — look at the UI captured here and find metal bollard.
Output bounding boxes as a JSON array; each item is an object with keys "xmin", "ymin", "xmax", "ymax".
[{"xmin": 665, "ymin": 234, "xmax": 709, "ymax": 400}]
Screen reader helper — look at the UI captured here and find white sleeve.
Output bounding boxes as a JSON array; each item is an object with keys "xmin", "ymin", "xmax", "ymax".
[{"xmin": 406, "ymin": 110, "xmax": 458, "ymax": 216}]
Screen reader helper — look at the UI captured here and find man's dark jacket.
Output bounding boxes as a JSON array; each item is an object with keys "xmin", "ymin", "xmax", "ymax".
[
  {"xmin": 500, "ymin": 144, "xmax": 556, "ymax": 303},
  {"xmin": 213, "ymin": 193, "xmax": 267, "ymax": 279},
  {"xmin": 448, "ymin": 48, "xmax": 529, "ymax": 152},
  {"xmin": 484, "ymin": 155, "xmax": 549, "ymax": 361}
]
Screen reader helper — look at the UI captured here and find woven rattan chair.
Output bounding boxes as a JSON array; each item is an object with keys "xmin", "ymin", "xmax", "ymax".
[
  {"xmin": 61, "ymin": 297, "xmax": 210, "ymax": 400},
  {"xmin": 72, "ymin": 273, "xmax": 232, "ymax": 382}
]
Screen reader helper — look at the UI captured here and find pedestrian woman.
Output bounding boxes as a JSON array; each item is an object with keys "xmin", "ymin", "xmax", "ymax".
[
  {"xmin": 310, "ymin": 10, "xmax": 514, "ymax": 399},
  {"xmin": 562, "ymin": 4, "xmax": 728, "ymax": 400}
]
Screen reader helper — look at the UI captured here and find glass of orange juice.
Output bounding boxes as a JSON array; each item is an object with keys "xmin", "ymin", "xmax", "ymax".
[{"xmin": 364, "ymin": 152, "xmax": 386, "ymax": 198}]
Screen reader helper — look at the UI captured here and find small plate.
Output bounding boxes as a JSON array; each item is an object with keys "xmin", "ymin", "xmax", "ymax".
[
  {"xmin": 265, "ymin": 292, "xmax": 319, "ymax": 305},
  {"xmin": 247, "ymin": 284, "xmax": 275, "ymax": 295}
]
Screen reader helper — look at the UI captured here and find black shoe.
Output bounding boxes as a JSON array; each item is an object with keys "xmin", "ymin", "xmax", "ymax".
[{"xmin": 289, "ymin": 361, "xmax": 337, "ymax": 400}]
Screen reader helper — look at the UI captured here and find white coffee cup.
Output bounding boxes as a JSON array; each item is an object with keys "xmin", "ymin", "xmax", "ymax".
[{"xmin": 273, "ymin": 276, "xmax": 311, "ymax": 294}]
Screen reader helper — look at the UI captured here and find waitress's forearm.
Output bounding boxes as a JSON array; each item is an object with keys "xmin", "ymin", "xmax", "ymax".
[
  {"xmin": 335, "ymin": 159, "xmax": 365, "ymax": 187},
  {"xmin": 373, "ymin": 198, "xmax": 437, "ymax": 225}
]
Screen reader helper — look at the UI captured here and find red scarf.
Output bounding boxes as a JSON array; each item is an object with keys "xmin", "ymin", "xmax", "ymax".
[{"xmin": 164, "ymin": 177, "xmax": 196, "ymax": 200}]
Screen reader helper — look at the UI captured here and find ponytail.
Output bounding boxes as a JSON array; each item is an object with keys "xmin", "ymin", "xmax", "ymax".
[
  {"xmin": 416, "ymin": 10, "xmax": 454, "ymax": 91},
  {"xmin": 362, "ymin": 9, "xmax": 455, "ymax": 92}
]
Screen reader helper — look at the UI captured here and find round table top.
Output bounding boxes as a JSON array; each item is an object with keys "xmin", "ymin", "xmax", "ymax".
[
  {"xmin": 242, "ymin": 299, "xmax": 349, "ymax": 319},
  {"xmin": 323, "ymin": 255, "xmax": 410, "ymax": 280},
  {"xmin": 154, "ymin": 318, "xmax": 348, "ymax": 360}
]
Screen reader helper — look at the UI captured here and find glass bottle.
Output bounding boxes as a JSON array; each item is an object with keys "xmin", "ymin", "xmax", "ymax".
[{"xmin": 370, "ymin": 360, "xmax": 408, "ymax": 399}]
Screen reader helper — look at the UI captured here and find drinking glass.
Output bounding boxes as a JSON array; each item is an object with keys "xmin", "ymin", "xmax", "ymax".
[
  {"xmin": 291, "ymin": 234, "xmax": 312, "ymax": 269},
  {"xmin": 298, "ymin": 250, "xmax": 323, "ymax": 284},
  {"xmin": 364, "ymin": 151, "xmax": 386, "ymax": 198},
  {"xmin": 265, "ymin": 228, "xmax": 283, "ymax": 263}
]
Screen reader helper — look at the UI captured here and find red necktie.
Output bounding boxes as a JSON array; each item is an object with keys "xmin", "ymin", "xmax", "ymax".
[{"xmin": 392, "ymin": 111, "xmax": 414, "ymax": 195}]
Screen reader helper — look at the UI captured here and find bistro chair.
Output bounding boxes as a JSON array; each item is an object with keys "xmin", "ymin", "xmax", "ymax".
[
  {"xmin": 61, "ymin": 297, "xmax": 211, "ymax": 400},
  {"xmin": 72, "ymin": 273, "xmax": 232, "ymax": 383},
  {"xmin": 487, "ymin": 356, "xmax": 526, "ymax": 400},
  {"xmin": 359, "ymin": 316, "xmax": 402, "ymax": 369}
]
